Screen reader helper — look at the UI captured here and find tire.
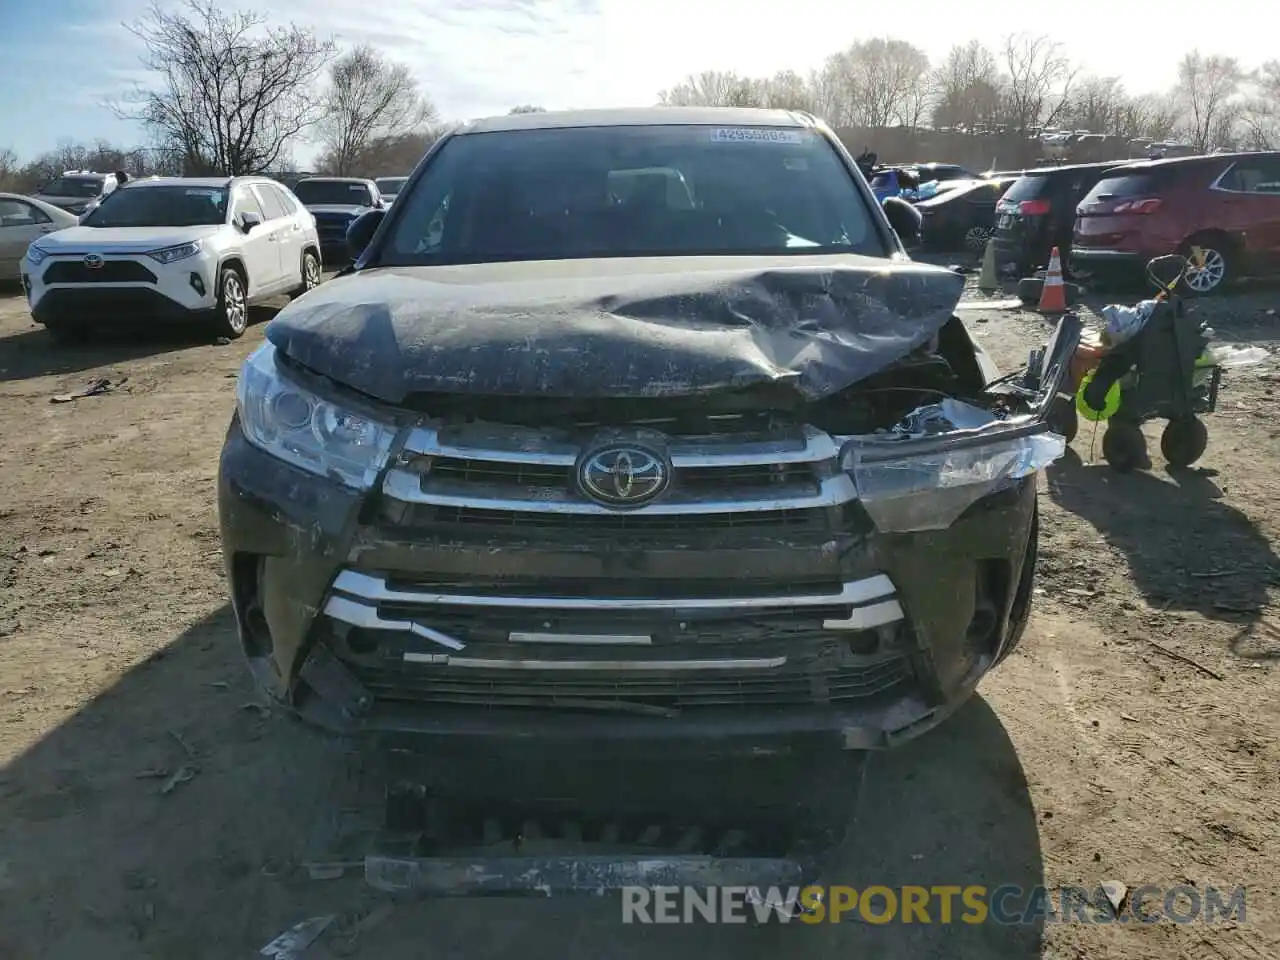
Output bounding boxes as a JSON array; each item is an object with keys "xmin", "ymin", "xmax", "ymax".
[
  {"xmin": 999, "ymin": 504, "xmax": 1039, "ymax": 664},
  {"xmin": 213, "ymin": 266, "xmax": 249, "ymax": 339},
  {"xmin": 1160, "ymin": 417, "xmax": 1208, "ymax": 467},
  {"xmin": 291, "ymin": 250, "xmax": 322, "ymax": 300},
  {"xmin": 1016, "ymin": 276, "xmax": 1082, "ymax": 307},
  {"xmin": 963, "ymin": 225, "xmax": 994, "ymax": 253},
  {"xmin": 1047, "ymin": 395, "xmax": 1079, "ymax": 442},
  {"xmin": 43, "ymin": 322, "xmax": 88, "ymax": 346},
  {"xmin": 1102, "ymin": 421, "xmax": 1146, "ymax": 472},
  {"xmin": 1180, "ymin": 237, "xmax": 1232, "ymax": 296}
]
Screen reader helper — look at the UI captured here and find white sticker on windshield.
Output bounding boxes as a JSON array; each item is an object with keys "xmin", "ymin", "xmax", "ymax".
[
  {"xmin": 710, "ymin": 128, "xmax": 804, "ymax": 144},
  {"xmin": 184, "ymin": 188, "xmax": 222, "ymax": 198}
]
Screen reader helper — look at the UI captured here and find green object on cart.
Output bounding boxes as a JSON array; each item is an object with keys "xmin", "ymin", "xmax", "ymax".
[{"xmin": 1076, "ymin": 369, "xmax": 1121, "ymax": 421}]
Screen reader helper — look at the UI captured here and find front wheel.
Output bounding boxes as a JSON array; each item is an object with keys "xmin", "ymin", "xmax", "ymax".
[
  {"xmin": 214, "ymin": 267, "xmax": 248, "ymax": 339},
  {"xmin": 292, "ymin": 250, "xmax": 321, "ymax": 299},
  {"xmin": 1181, "ymin": 240, "xmax": 1231, "ymax": 296}
]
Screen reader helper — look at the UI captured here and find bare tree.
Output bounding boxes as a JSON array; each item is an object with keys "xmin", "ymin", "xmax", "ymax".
[
  {"xmin": 757, "ymin": 70, "xmax": 817, "ymax": 113},
  {"xmin": 1175, "ymin": 51, "xmax": 1244, "ymax": 152},
  {"xmin": 658, "ymin": 71, "xmax": 763, "ymax": 107},
  {"xmin": 0, "ymin": 147, "xmax": 21, "ymax": 191},
  {"xmin": 931, "ymin": 41, "xmax": 1002, "ymax": 131},
  {"xmin": 817, "ymin": 39, "xmax": 932, "ymax": 128},
  {"xmin": 508, "ymin": 105, "xmax": 547, "ymax": 114},
  {"xmin": 1240, "ymin": 60, "xmax": 1280, "ymax": 149},
  {"xmin": 1001, "ymin": 34, "xmax": 1076, "ymax": 134},
  {"xmin": 117, "ymin": 0, "xmax": 336, "ymax": 175},
  {"xmin": 318, "ymin": 45, "xmax": 436, "ymax": 175},
  {"xmin": 1117, "ymin": 92, "xmax": 1179, "ymax": 141},
  {"xmin": 1060, "ymin": 76, "xmax": 1131, "ymax": 135}
]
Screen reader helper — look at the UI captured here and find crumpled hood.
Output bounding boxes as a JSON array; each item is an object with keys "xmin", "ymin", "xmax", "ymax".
[{"xmin": 265, "ymin": 254, "xmax": 964, "ymax": 404}]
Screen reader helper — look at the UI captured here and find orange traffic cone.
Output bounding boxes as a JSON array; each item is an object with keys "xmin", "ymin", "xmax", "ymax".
[{"xmin": 1038, "ymin": 247, "xmax": 1067, "ymax": 314}]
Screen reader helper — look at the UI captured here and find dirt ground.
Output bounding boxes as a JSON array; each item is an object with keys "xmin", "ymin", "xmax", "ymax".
[{"xmin": 1, "ymin": 266, "xmax": 1277, "ymax": 960}]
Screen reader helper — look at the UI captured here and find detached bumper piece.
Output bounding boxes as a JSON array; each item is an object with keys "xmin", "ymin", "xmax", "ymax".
[{"xmin": 303, "ymin": 567, "xmax": 917, "ymax": 728}]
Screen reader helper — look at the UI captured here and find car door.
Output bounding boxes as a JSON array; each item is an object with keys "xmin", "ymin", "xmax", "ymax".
[
  {"xmin": 1212, "ymin": 155, "xmax": 1280, "ymax": 271},
  {"xmin": 271, "ymin": 184, "xmax": 313, "ymax": 279},
  {"xmin": 231, "ymin": 186, "xmax": 283, "ymax": 295},
  {"xmin": 251, "ymin": 183, "xmax": 296, "ymax": 284},
  {"xmin": 0, "ymin": 198, "xmax": 59, "ymax": 278}
]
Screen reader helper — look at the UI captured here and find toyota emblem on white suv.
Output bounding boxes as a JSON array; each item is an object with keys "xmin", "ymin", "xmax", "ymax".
[{"xmin": 83, "ymin": 254, "xmax": 104, "ymax": 270}]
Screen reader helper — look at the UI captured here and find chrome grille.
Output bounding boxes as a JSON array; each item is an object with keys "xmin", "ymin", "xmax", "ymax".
[{"xmin": 380, "ymin": 421, "xmax": 852, "ymax": 527}]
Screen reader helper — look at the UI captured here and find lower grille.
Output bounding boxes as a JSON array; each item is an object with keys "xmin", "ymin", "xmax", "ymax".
[
  {"xmin": 351, "ymin": 657, "xmax": 912, "ymax": 710},
  {"xmin": 315, "ymin": 569, "xmax": 913, "ymax": 713}
]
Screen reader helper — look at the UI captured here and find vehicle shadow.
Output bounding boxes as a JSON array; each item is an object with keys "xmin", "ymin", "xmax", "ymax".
[
  {"xmin": 0, "ymin": 306, "xmax": 280, "ymax": 384},
  {"xmin": 0, "ymin": 605, "xmax": 1045, "ymax": 959},
  {"xmin": 1046, "ymin": 447, "xmax": 1279, "ymax": 657}
]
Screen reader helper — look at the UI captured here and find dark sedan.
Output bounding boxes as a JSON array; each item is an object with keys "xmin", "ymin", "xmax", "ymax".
[{"xmin": 916, "ymin": 177, "xmax": 1018, "ymax": 252}]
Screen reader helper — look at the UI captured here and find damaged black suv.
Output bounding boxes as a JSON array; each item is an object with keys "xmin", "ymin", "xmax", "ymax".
[{"xmin": 218, "ymin": 109, "xmax": 1077, "ymax": 895}]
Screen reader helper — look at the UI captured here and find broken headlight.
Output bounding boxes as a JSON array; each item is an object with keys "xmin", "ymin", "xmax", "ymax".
[
  {"xmin": 236, "ymin": 342, "xmax": 396, "ymax": 489},
  {"xmin": 840, "ymin": 403, "xmax": 1066, "ymax": 533}
]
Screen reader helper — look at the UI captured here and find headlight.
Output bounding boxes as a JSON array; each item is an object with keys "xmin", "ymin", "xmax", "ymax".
[
  {"xmin": 235, "ymin": 342, "xmax": 397, "ymax": 489},
  {"xmin": 27, "ymin": 244, "xmax": 50, "ymax": 266},
  {"xmin": 147, "ymin": 241, "xmax": 201, "ymax": 264},
  {"xmin": 840, "ymin": 417, "xmax": 1065, "ymax": 533}
]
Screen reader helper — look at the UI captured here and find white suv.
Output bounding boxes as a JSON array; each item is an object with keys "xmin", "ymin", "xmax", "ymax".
[{"xmin": 23, "ymin": 176, "xmax": 322, "ymax": 343}]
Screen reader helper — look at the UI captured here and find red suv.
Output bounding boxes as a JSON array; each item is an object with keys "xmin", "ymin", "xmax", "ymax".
[{"xmin": 1072, "ymin": 152, "xmax": 1280, "ymax": 294}]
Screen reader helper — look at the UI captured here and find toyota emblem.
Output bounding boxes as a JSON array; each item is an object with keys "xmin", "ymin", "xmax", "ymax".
[
  {"xmin": 83, "ymin": 254, "xmax": 104, "ymax": 270},
  {"xmin": 577, "ymin": 443, "xmax": 670, "ymax": 507}
]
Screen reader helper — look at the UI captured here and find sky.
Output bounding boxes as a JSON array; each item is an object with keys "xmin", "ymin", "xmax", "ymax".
[{"xmin": 2, "ymin": 0, "xmax": 1276, "ymax": 165}]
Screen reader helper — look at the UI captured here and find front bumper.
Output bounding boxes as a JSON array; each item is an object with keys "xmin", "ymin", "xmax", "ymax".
[
  {"xmin": 27, "ymin": 254, "xmax": 218, "ymax": 325},
  {"xmin": 218, "ymin": 417, "xmax": 1038, "ymax": 756}
]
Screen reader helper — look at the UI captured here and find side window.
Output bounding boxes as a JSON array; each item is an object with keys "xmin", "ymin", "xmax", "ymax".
[
  {"xmin": 234, "ymin": 188, "xmax": 266, "ymax": 223},
  {"xmin": 269, "ymin": 185, "xmax": 299, "ymax": 216},
  {"xmin": 0, "ymin": 199, "xmax": 48, "ymax": 226},
  {"xmin": 254, "ymin": 184, "xmax": 289, "ymax": 220},
  {"xmin": 1223, "ymin": 158, "xmax": 1280, "ymax": 194}
]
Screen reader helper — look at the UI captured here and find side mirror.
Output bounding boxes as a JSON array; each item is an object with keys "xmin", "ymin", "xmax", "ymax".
[
  {"xmin": 240, "ymin": 211, "xmax": 264, "ymax": 233},
  {"xmin": 346, "ymin": 208, "xmax": 385, "ymax": 260},
  {"xmin": 882, "ymin": 196, "xmax": 922, "ymax": 248}
]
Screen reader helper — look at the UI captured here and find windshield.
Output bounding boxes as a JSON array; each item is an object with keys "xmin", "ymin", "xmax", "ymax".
[
  {"xmin": 1083, "ymin": 173, "xmax": 1159, "ymax": 202},
  {"xmin": 294, "ymin": 180, "xmax": 374, "ymax": 205},
  {"xmin": 376, "ymin": 177, "xmax": 407, "ymax": 196},
  {"xmin": 1002, "ymin": 175, "xmax": 1050, "ymax": 202},
  {"xmin": 377, "ymin": 125, "xmax": 882, "ymax": 265},
  {"xmin": 41, "ymin": 177, "xmax": 104, "ymax": 198},
  {"xmin": 82, "ymin": 185, "xmax": 229, "ymax": 227}
]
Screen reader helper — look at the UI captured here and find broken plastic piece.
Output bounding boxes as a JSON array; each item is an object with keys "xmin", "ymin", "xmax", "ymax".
[
  {"xmin": 260, "ymin": 915, "xmax": 336, "ymax": 959},
  {"xmin": 843, "ymin": 402, "xmax": 1067, "ymax": 532}
]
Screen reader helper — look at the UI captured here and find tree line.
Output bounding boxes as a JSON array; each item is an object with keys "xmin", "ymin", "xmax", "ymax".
[
  {"xmin": 3, "ymin": 1, "xmax": 1278, "ymax": 196},
  {"xmin": 660, "ymin": 36, "xmax": 1280, "ymax": 154}
]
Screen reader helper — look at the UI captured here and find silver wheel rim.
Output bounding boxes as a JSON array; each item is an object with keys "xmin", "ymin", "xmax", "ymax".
[
  {"xmin": 304, "ymin": 256, "xmax": 320, "ymax": 289},
  {"xmin": 964, "ymin": 226, "xmax": 993, "ymax": 252},
  {"xmin": 1185, "ymin": 248, "xmax": 1225, "ymax": 292},
  {"xmin": 223, "ymin": 274, "xmax": 247, "ymax": 332}
]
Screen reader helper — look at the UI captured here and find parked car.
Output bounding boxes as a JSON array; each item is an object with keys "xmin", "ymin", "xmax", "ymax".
[
  {"xmin": 905, "ymin": 163, "xmax": 982, "ymax": 184},
  {"xmin": 23, "ymin": 176, "xmax": 322, "ymax": 342},
  {"xmin": 916, "ymin": 176, "xmax": 1019, "ymax": 253},
  {"xmin": 1073, "ymin": 151, "xmax": 1280, "ymax": 295},
  {"xmin": 992, "ymin": 161, "xmax": 1128, "ymax": 275},
  {"xmin": 0, "ymin": 194, "xmax": 79, "ymax": 280},
  {"xmin": 375, "ymin": 176, "xmax": 409, "ymax": 205},
  {"xmin": 217, "ymin": 107, "xmax": 1077, "ymax": 895},
  {"xmin": 291, "ymin": 177, "xmax": 383, "ymax": 261},
  {"xmin": 31, "ymin": 170, "xmax": 119, "ymax": 217}
]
